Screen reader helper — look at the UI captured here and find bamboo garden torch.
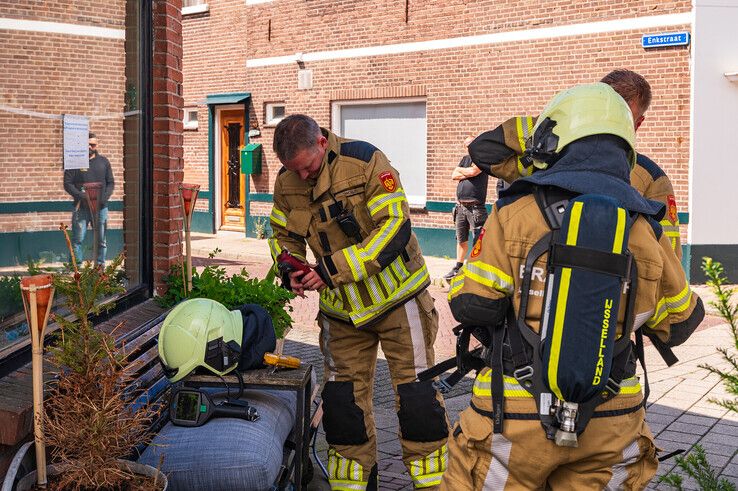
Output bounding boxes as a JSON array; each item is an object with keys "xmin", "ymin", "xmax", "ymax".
[
  {"xmin": 179, "ymin": 183, "xmax": 200, "ymax": 294},
  {"xmin": 20, "ymin": 274, "xmax": 55, "ymax": 488},
  {"xmin": 83, "ymin": 181, "xmax": 103, "ymax": 266}
]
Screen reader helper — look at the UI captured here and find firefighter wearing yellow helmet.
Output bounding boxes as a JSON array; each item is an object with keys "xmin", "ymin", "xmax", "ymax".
[{"xmin": 441, "ymin": 83, "xmax": 704, "ymax": 490}]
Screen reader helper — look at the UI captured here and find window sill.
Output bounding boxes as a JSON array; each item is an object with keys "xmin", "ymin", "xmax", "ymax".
[{"xmin": 182, "ymin": 3, "xmax": 209, "ymax": 15}]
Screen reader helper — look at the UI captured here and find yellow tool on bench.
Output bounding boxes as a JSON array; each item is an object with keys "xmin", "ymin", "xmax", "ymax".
[{"xmin": 263, "ymin": 352, "xmax": 301, "ymax": 371}]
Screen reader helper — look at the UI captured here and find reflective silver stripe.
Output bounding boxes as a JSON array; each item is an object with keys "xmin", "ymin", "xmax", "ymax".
[
  {"xmin": 345, "ymin": 282, "xmax": 364, "ymax": 311},
  {"xmin": 634, "ymin": 309, "xmax": 654, "ymax": 330},
  {"xmin": 484, "ymin": 433, "xmax": 512, "ymax": 489},
  {"xmin": 362, "ymin": 201, "xmax": 404, "ymax": 261},
  {"xmin": 366, "ymin": 275, "xmax": 383, "ymax": 305},
  {"xmin": 405, "ymin": 297, "xmax": 429, "ymax": 375},
  {"xmin": 605, "ymin": 438, "xmax": 640, "ymax": 490}
]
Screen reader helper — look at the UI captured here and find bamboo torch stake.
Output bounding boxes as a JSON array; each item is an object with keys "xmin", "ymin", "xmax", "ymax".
[{"xmin": 21, "ymin": 275, "xmax": 54, "ymax": 488}]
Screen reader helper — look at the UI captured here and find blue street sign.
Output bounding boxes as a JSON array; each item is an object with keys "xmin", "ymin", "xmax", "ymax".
[{"xmin": 642, "ymin": 32, "xmax": 690, "ymax": 48}]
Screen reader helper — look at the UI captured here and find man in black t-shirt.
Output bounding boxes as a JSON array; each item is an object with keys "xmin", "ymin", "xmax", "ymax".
[
  {"xmin": 63, "ymin": 132, "xmax": 115, "ymax": 265},
  {"xmin": 444, "ymin": 136, "xmax": 489, "ymax": 281}
]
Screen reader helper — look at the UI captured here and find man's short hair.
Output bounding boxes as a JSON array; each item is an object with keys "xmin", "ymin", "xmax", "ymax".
[
  {"xmin": 600, "ymin": 69, "xmax": 652, "ymax": 114},
  {"xmin": 89, "ymin": 132, "xmax": 97, "ymax": 139},
  {"xmin": 273, "ymin": 114, "xmax": 321, "ymax": 162}
]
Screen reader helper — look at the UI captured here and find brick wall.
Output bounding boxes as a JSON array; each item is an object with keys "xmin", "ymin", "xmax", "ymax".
[
  {"xmin": 152, "ymin": 0, "xmax": 185, "ymax": 295},
  {"xmin": 182, "ymin": 0, "xmax": 693, "ymax": 243}
]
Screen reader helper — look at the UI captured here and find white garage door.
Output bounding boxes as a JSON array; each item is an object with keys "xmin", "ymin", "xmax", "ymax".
[{"xmin": 333, "ymin": 100, "xmax": 427, "ymax": 207}]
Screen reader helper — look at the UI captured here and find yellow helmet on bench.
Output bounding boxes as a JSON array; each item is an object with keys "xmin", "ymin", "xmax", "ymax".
[{"xmin": 158, "ymin": 298, "xmax": 243, "ymax": 382}]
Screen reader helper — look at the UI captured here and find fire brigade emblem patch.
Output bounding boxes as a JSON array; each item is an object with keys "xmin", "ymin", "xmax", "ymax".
[
  {"xmin": 667, "ymin": 195, "xmax": 678, "ymax": 223},
  {"xmin": 378, "ymin": 171, "xmax": 396, "ymax": 193},
  {"xmin": 470, "ymin": 228, "xmax": 485, "ymax": 258}
]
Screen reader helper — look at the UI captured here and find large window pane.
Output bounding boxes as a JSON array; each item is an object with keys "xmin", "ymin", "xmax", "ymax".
[{"xmin": 0, "ymin": 1, "xmax": 145, "ymax": 352}]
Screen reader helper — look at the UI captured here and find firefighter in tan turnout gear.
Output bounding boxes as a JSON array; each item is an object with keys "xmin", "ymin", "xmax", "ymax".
[
  {"xmin": 441, "ymin": 84, "xmax": 704, "ymax": 490},
  {"xmin": 268, "ymin": 115, "xmax": 448, "ymax": 490},
  {"xmin": 469, "ymin": 69, "xmax": 683, "ymax": 259}
]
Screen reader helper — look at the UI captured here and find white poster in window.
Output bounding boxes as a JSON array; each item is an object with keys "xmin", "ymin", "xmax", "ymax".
[{"xmin": 63, "ymin": 114, "xmax": 89, "ymax": 170}]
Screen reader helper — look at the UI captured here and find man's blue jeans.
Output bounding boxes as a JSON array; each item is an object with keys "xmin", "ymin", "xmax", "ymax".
[{"xmin": 71, "ymin": 206, "xmax": 108, "ymax": 264}]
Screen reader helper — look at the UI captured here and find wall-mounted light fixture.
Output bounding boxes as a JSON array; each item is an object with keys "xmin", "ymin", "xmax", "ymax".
[{"xmin": 725, "ymin": 71, "xmax": 738, "ymax": 83}]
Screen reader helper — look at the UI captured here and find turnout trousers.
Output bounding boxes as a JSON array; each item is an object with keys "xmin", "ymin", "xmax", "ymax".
[
  {"xmin": 440, "ymin": 381, "xmax": 658, "ymax": 491},
  {"xmin": 319, "ymin": 289, "xmax": 449, "ymax": 490}
]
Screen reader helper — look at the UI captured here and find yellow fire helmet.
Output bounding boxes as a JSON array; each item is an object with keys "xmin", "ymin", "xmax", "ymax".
[
  {"xmin": 158, "ymin": 298, "xmax": 243, "ymax": 382},
  {"xmin": 528, "ymin": 82, "xmax": 636, "ymax": 170}
]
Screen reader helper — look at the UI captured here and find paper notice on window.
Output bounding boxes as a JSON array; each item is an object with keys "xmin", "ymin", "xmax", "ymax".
[{"xmin": 63, "ymin": 114, "xmax": 89, "ymax": 170}]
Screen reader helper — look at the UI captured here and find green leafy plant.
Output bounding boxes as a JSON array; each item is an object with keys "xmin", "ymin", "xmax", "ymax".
[
  {"xmin": 659, "ymin": 446, "xmax": 735, "ymax": 491},
  {"xmin": 660, "ymin": 257, "xmax": 738, "ymax": 491},
  {"xmin": 698, "ymin": 257, "xmax": 738, "ymax": 413},
  {"xmin": 157, "ymin": 251, "xmax": 295, "ymax": 338}
]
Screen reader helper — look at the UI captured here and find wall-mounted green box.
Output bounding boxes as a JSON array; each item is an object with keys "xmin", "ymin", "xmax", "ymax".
[{"xmin": 240, "ymin": 143, "xmax": 262, "ymax": 174}]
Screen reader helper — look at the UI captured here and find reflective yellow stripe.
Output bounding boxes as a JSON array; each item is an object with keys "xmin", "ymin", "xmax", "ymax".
[
  {"xmin": 548, "ymin": 200, "xmax": 583, "ymax": 400},
  {"xmin": 447, "ymin": 270, "xmax": 465, "ymax": 300},
  {"xmin": 367, "ymin": 189, "xmax": 405, "ymax": 215},
  {"xmin": 409, "ymin": 445, "xmax": 448, "ymax": 488},
  {"xmin": 464, "ymin": 261, "xmax": 514, "ymax": 294},
  {"xmin": 365, "ymin": 276, "xmax": 383, "ymax": 305},
  {"xmin": 269, "ymin": 207, "xmax": 287, "ymax": 228},
  {"xmin": 613, "ymin": 207, "xmax": 626, "ymax": 254},
  {"xmin": 516, "ymin": 117, "xmax": 534, "ymax": 177},
  {"xmin": 362, "ymin": 201, "xmax": 404, "ymax": 261},
  {"xmin": 268, "ymin": 237, "xmax": 282, "ymax": 262},
  {"xmin": 473, "ymin": 369, "xmax": 533, "ymax": 398},
  {"xmin": 350, "ymin": 266, "xmax": 429, "ymax": 326},
  {"xmin": 327, "ymin": 449, "xmax": 366, "ymax": 489},
  {"xmin": 665, "ymin": 283, "xmax": 692, "ymax": 314},
  {"xmin": 619, "ymin": 376, "xmax": 642, "ymax": 395},
  {"xmin": 343, "ymin": 245, "xmax": 367, "ymax": 282},
  {"xmin": 647, "ymin": 298, "xmax": 668, "ymax": 327}
]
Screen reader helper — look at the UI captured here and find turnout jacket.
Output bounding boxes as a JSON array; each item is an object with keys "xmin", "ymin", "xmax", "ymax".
[
  {"xmin": 468, "ymin": 116, "xmax": 682, "ymax": 258},
  {"xmin": 269, "ymin": 129, "xmax": 430, "ymax": 328}
]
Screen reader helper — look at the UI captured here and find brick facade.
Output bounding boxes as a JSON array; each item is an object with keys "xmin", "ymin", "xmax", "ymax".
[{"xmin": 182, "ymin": 0, "xmax": 692, "ymax": 244}]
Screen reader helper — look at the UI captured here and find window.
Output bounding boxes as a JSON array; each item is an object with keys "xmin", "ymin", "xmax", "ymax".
[
  {"xmin": 332, "ymin": 99, "xmax": 427, "ymax": 207},
  {"xmin": 182, "ymin": 0, "xmax": 209, "ymax": 15},
  {"xmin": 184, "ymin": 108, "xmax": 199, "ymax": 130},
  {"xmin": 0, "ymin": 0, "xmax": 151, "ymax": 356},
  {"xmin": 265, "ymin": 103, "xmax": 286, "ymax": 126}
]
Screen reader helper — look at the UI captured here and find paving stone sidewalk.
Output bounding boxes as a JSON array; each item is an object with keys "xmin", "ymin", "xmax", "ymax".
[{"xmin": 192, "ymin": 232, "xmax": 738, "ymax": 490}]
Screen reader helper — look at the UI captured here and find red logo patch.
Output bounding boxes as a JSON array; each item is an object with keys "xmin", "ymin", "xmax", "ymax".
[
  {"xmin": 667, "ymin": 195, "xmax": 678, "ymax": 223},
  {"xmin": 470, "ymin": 228, "xmax": 485, "ymax": 258},
  {"xmin": 378, "ymin": 171, "xmax": 397, "ymax": 193}
]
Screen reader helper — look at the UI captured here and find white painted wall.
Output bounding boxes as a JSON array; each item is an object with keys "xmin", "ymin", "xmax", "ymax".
[
  {"xmin": 332, "ymin": 100, "xmax": 428, "ymax": 207},
  {"xmin": 689, "ymin": 0, "xmax": 738, "ymax": 244}
]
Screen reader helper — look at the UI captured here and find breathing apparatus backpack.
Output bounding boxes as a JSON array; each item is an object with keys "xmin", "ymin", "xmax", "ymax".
[
  {"xmin": 497, "ymin": 188, "xmax": 641, "ymax": 447},
  {"xmin": 420, "ymin": 186, "xmax": 649, "ymax": 447}
]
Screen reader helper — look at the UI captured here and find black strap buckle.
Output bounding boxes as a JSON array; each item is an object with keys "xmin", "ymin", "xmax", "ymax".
[{"xmin": 433, "ymin": 378, "xmax": 454, "ymax": 395}]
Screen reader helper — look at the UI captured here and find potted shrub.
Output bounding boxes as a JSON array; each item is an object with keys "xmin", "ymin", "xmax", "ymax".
[{"xmin": 2, "ymin": 225, "xmax": 166, "ymax": 491}]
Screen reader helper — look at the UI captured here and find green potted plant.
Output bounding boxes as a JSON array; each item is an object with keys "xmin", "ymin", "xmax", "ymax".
[{"xmin": 2, "ymin": 225, "xmax": 166, "ymax": 491}]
